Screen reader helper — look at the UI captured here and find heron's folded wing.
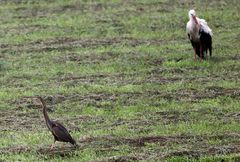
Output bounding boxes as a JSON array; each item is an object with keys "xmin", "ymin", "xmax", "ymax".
[{"xmin": 51, "ymin": 122, "xmax": 75, "ymax": 143}]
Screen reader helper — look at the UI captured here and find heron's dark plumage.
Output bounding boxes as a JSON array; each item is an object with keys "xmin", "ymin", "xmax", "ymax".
[
  {"xmin": 51, "ymin": 121, "xmax": 76, "ymax": 145},
  {"xmin": 38, "ymin": 97, "xmax": 77, "ymax": 146}
]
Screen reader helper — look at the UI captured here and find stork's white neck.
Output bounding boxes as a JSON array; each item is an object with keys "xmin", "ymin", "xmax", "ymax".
[
  {"xmin": 188, "ymin": 18, "xmax": 200, "ymax": 42},
  {"xmin": 189, "ymin": 15, "xmax": 192, "ymax": 20}
]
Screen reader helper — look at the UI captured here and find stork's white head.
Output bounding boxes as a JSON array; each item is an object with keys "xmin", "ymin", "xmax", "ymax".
[
  {"xmin": 188, "ymin": 9, "xmax": 196, "ymax": 19},
  {"xmin": 188, "ymin": 9, "xmax": 198, "ymax": 24}
]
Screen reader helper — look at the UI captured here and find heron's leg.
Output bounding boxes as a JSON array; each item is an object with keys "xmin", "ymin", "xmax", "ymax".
[{"xmin": 50, "ymin": 139, "xmax": 56, "ymax": 150}]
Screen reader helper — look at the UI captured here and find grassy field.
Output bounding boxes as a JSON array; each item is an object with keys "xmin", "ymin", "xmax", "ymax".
[{"xmin": 0, "ymin": 0, "xmax": 240, "ymax": 161}]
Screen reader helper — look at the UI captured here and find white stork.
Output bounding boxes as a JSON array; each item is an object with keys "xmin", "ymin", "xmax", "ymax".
[{"xmin": 186, "ymin": 9, "xmax": 213, "ymax": 60}]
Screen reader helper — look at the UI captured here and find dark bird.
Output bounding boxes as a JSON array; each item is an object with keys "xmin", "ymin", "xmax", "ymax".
[
  {"xmin": 37, "ymin": 97, "xmax": 77, "ymax": 148},
  {"xmin": 186, "ymin": 9, "xmax": 213, "ymax": 60}
]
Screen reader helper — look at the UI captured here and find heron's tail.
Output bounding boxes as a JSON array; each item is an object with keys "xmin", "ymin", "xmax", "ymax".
[{"xmin": 70, "ymin": 138, "xmax": 77, "ymax": 146}]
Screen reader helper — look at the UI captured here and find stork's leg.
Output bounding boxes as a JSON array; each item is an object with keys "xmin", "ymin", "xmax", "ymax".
[
  {"xmin": 206, "ymin": 50, "xmax": 208, "ymax": 60},
  {"xmin": 193, "ymin": 47, "xmax": 197, "ymax": 60},
  {"xmin": 209, "ymin": 46, "xmax": 212, "ymax": 57},
  {"xmin": 200, "ymin": 43, "xmax": 203, "ymax": 60}
]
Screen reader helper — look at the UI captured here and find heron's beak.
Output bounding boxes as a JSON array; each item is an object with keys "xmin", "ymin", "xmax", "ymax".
[{"xmin": 192, "ymin": 15, "xmax": 198, "ymax": 25}]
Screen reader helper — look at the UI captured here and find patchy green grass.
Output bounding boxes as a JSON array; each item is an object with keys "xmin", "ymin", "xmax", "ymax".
[{"xmin": 0, "ymin": 0, "xmax": 240, "ymax": 161}]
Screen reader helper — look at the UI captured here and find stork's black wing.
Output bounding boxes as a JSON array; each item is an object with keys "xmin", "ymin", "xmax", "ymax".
[
  {"xmin": 51, "ymin": 121, "xmax": 76, "ymax": 145},
  {"xmin": 199, "ymin": 29, "xmax": 212, "ymax": 56}
]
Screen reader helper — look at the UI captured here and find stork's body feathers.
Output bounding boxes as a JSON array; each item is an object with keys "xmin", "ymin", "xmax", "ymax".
[{"xmin": 186, "ymin": 10, "xmax": 213, "ymax": 59}]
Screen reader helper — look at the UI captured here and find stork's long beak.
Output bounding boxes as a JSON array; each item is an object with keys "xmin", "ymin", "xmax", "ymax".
[{"xmin": 192, "ymin": 15, "xmax": 198, "ymax": 25}]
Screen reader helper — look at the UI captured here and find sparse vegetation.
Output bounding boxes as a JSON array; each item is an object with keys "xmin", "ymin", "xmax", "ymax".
[{"xmin": 0, "ymin": 0, "xmax": 240, "ymax": 161}]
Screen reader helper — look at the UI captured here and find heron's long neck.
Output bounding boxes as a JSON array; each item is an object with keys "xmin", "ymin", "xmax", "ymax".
[{"xmin": 41, "ymin": 100, "xmax": 51, "ymax": 123}]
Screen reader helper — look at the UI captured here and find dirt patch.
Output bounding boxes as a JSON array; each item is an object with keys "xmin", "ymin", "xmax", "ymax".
[
  {"xmin": 0, "ymin": 145, "xmax": 79, "ymax": 157},
  {"xmin": 48, "ymin": 2, "xmax": 121, "ymax": 15},
  {"xmin": 14, "ymin": 95, "xmax": 65, "ymax": 110},
  {"xmin": 2, "ymin": 133, "xmax": 240, "ymax": 160},
  {"xmin": 94, "ymin": 155, "xmax": 141, "ymax": 162},
  {"xmin": 150, "ymin": 67, "xmax": 186, "ymax": 75},
  {"xmin": 79, "ymin": 134, "xmax": 240, "ymax": 147},
  {"xmin": 153, "ymin": 110, "xmax": 191, "ymax": 124},
  {"xmin": 55, "ymin": 73, "xmax": 114, "ymax": 85},
  {"xmin": 148, "ymin": 58, "xmax": 165, "ymax": 66},
  {"xmin": 56, "ymin": 51, "xmax": 120, "ymax": 65},
  {"xmin": 11, "ymin": 85, "xmax": 240, "ymax": 118},
  {"xmin": 7, "ymin": 0, "xmax": 174, "ymax": 20},
  {"xmin": 14, "ymin": 93, "xmax": 117, "ymax": 108},
  {"xmin": 55, "ymin": 51, "xmax": 163, "ymax": 67},
  {"xmin": 77, "ymin": 135, "xmax": 188, "ymax": 148},
  {"xmin": 146, "ymin": 87, "xmax": 240, "ymax": 102},
  {"xmin": 1, "ymin": 37, "xmax": 165, "ymax": 53},
  {"xmin": 0, "ymin": 109, "xmax": 42, "ymax": 131},
  {"xmin": 54, "ymin": 72, "xmax": 180, "ymax": 86},
  {"xmin": 11, "ymin": 2, "xmax": 114, "ymax": 19},
  {"xmin": 134, "ymin": 106, "xmax": 239, "ymax": 125},
  {"xmin": 162, "ymin": 145, "xmax": 240, "ymax": 160},
  {"xmin": 162, "ymin": 108, "xmax": 221, "ymax": 123},
  {"xmin": 37, "ymin": 145, "xmax": 78, "ymax": 157},
  {"xmin": 224, "ymin": 112, "xmax": 240, "ymax": 123},
  {"xmin": 0, "ymin": 146, "xmax": 31, "ymax": 154},
  {"xmin": 14, "ymin": 86, "xmax": 240, "ymax": 110},
  {"xmin": 229, "ymin": 54, "xmax": 240, "ymax": 61},
  {"xmin": 202, "ymin": 86, "xmax": 240, "ymax": 99},
  {"xmin": 79, "ymin": 133, "xmax": 240, "ymax": 161},
  {"xmin": 144, "ymin": 76, "xmax": 181, "ymax": 84},
  {"xmin": 178, "ymin": 73, "xmax": 239, "ymax": 85},
  {"xmin": 210, "ymin": 55, "xmax": 240, "ymax": 62},
  {"xmin": 3, "ymin": 24, "xmax": 49, "ymax": 36}
]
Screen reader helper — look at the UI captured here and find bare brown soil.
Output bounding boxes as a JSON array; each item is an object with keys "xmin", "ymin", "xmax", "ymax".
[
  {"xmin": 12, "ymin": 86, "xmax": 240, "ymax": 109},
  {"xmin": 0, "ymin": 37, "xmax": 166, "ymax": 54},
  {"xmin": 0, "ymin": 109, "xmax": 42, "ymax": 131},
  {"xmin": 147, "ymin": 87, "xmax": 240, "ymax": 102},
  {"xmin": 1, "ymin": 134, "xmax": 240, "ymax": 161}
]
